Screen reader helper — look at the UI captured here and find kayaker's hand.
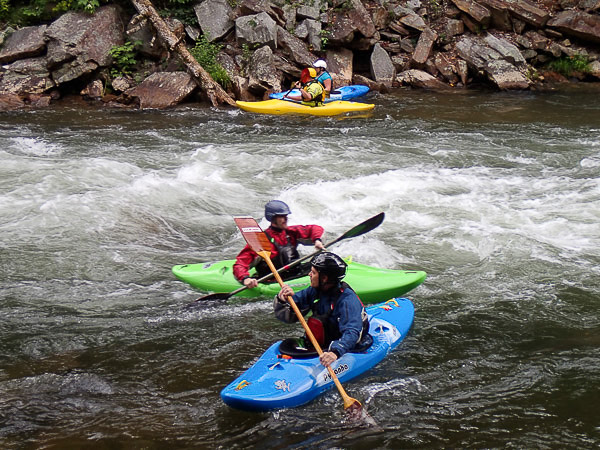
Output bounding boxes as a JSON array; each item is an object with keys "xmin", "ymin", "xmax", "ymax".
[
  {"xmin": 314, "ymin": 239, "xmax": 325, "ymax": 251},
  {"xmin": 320, "ymin": 351, "xmax": 338, "ymax": 368},
  {"xmin": 278, "ymin": 284, "xmax": 294, "ymax": 301},
  {"xmin": 294, "ymin": 81, "xmax": 301, "ymax": 88},
  {"xmin": 243, "ymin": 277, "xmax": 258, "ymax": 289}
]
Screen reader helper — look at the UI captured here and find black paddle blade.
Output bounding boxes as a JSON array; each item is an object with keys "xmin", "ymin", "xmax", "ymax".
[
  {"xmin": 193, "ymin": 292, "xmax": 232, "ymax": 302},
  {"xmin": 340, "ymin": 212, "xmax": 384, "ymax": 240}
]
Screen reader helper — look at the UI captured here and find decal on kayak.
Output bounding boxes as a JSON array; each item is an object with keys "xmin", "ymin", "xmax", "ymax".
[
  {"xmin": 323, "ymin": 363, "xmax": 349, "ymax": 382},
  {"xmin": 275, "ymin": 380, "xmax": 291, "ymax": 392},
  {"xmin": 379, "ymin": 299, "xmax": 400, "ymax": 310},
  {"xmin": 235, "ymin": 380, "xmax": 250, "ymax": 391}
]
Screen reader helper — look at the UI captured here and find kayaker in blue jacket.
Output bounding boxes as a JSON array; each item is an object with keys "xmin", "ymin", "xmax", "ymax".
[{"xmin": 274, "ymin": 252, "xmax": 371, "ymax": 368}]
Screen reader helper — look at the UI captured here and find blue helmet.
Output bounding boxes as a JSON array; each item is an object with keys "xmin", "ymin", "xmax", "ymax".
[{"xmin": 265, "ymin": 200, "xmax": 291, "ymax": 221}]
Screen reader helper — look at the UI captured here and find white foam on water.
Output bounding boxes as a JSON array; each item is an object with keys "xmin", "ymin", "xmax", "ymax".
[{"xmin": 9, "ymin": 136, "xmax": 63, "ymax": 157}]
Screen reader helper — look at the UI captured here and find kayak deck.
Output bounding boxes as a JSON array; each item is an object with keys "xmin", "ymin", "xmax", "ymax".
[
  {"xmin": 221, "ymin": 297, "xmax": 414, "ymax": 411},
  {"xmin": 269, "ymin": 85, "xmax": 370, "ymax": 103},
  {"xmin": 172, "ymin": 259, "xmax": 426, "ymax": 304}
]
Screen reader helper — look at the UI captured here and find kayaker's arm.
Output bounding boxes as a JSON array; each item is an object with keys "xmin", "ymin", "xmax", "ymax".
[{"xmin": 273, "ymin": 285, "xmax": 312, "ymax": 323}]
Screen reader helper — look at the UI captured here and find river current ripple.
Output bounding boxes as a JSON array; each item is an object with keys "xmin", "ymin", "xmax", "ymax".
[{"xmin": 1, "ymin": 87, "xmax": 599, "ymax": 448}]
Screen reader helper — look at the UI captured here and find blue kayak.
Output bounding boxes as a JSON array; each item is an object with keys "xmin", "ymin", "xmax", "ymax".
[
  {"xmin": 221, "ymin": 297, "xmax": 414, "ymax": 411},
  {"xmin": 269, "ymin": 85, "xmax": 370, "ymax": 103}
]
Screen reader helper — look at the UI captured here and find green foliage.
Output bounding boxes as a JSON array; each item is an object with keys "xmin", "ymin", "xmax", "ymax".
[
  {"xmin": 54, "ymin": 0, "xmax": 103, "ymax": 14},
  {"xmin": 109, "ymin": 40, "xmax": 141, "ymax": 78},
  {"xmin": 320, "ymin": 29, "xmax": 331, "ymax": 48},
  {"xmin": 1, "ymin": 0, "xmax": 54, "ymax": 25},
  {"xmin": 547, "ymin": 54, "xmax": 591, "ymax": 77},
  {"xmin": 190, "ymin": 34, "xmax": 231, "ymax": 89},
  {"xmin": 0, "ymin": 0, "xmax": 9, "ymax": 16}
]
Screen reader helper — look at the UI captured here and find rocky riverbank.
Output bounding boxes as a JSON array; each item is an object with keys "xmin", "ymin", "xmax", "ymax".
[{"xmin": 1, "ymin": 0, "xmax": 600, "ymax": 111}]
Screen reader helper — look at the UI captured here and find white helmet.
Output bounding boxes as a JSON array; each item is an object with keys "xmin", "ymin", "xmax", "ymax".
[{"xmin": 313, "ymin": 59, "xmax": 327, "ymax": 69}]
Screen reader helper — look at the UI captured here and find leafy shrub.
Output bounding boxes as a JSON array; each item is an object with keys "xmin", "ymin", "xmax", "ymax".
[
  {"xmin": 54, "ymin": 0, "xmax": 104, "ymax": 14},
  {"xmin": 547, "ymin": 54, "xmax": 591, "ymax": 77},
  {"xmin": 190, "ymin": 34, "xmax": 231, "ymax": 89},
  {"xmin": 109, "ymin": 40, "xmax": 141, "ymax": 78}
]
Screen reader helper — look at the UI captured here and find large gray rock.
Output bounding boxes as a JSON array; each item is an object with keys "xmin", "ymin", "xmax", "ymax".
[
  {"xmin": 126, "ymin": 72, "xmax": 197, "ymax": 109},
  {"xmin": 276, "ymin": 26, "xmax": 317, "ymax": 66},
  {"xmin": 0, "ymin": 25, "xmax": 47, "ymax": 64},
  {"xmin": 235, "ymin": 12, "xmax": 278, "ymax": 49},
  {"xmin": 547, "ymin": 10, "xmax": 600, "ymax": 44},
  {"xmin": 296, "ymin": 19, "xmax": 322, "ymax": 52},
  {"xmin": 45, "ymin": 5, "xmax": 124, "ymax": 85},
  {"xmin": 451, "ymin": 0, "xmax": 491, "ymax": 26},
  {"xmin": 370, "ymin": 43, "xmax": 395, "ymax": 85},
  {"xmin": 0, "ymin": 93, "xmax": 26, "ymax": 110},
  {"xmin": 328, "ymin": 0, "xmax": 377, "ymax": 45},
  {"xmin": 397, "ymin": 69, "xmax": 450, "ymax": 89},
  {"xmin": 411, "ymin": 28, "xmax": 438, "ymax": 67},
  {"xmin": 483, "ymin": 33, "xmax": 526, "ymax": 66},
  {"xmin": 326, "ymin": 47, "xmax": 353, "ymax": 86},
  {"xmin": 393, "ymin": 7, "xmax": 427, "ymax": 32},
  {"xmin": 194, "ymin": 0, "xmax": 235, "ymax": 42},
  {"xmin": 0, "ymin": 57, "xmax": 55, "ymax": 95},
  {"xmin": 247, "ymin": 45, "xmax": 281, "ymax": 94},
  {"xmin": 456, "ymin": 34, "xmax": 530, "ymax": 89}
]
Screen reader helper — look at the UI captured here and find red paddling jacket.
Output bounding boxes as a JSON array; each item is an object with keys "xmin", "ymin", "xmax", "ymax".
[{"xmin": 233, "ymin": 224, "xmax": 324, "ymax": 282}]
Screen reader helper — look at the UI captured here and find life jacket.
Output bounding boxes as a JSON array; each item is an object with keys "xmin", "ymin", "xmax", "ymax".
[
  {"xmin": 301, "ymin": 80, "xmax": 325, "ymax": 107},
  {"xmin": 307, "ymin": 282, "xmax": 370, "ymax": 348},
  {"xmin": 316, "ymin": 71, "xmax": 333, "ymax": 97},
  {"xmin": 252, "ymin": 229, "xmax": 301, "ymax": 280}
]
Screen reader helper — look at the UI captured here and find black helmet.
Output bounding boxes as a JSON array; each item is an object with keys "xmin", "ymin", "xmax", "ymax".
[
  {"xmin": 265, "ymin": 200, "xmax": 291, "ymax": 221},
  {"xmin": 311, "ymin": 252, "xmax": 347, "ymax": 281}
]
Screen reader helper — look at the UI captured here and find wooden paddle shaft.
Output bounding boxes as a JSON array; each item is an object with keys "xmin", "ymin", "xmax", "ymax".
[{"xmin": 261, "ymin": 252, "xmax": 360, "ymax": 410}]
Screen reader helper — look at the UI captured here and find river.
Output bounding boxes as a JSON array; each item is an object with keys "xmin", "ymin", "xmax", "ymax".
[{"xmin": 1, "ymin": 86, "xmax": 599, "ymax": 448}]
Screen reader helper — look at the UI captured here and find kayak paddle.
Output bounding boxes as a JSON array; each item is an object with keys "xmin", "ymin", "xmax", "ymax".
[
  {"xmin": 233, "ymin": 216, "xmax": 363, "ymax": 413},
  {"xmin": 191, "ymin": 212, "xmax": 384, "ymax": 303}
]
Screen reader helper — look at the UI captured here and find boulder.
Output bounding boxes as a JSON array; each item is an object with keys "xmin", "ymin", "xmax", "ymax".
[
  {"xmin": 80, "ymin": 80, "xmax": 104, "ymax": 99},
  {"xmin": 235, "ymin": 12, "xmax": 278, "ymax": 49},
  {"xmin": 45, "ymin": 5, "xmax": 124, "ymax": 85},
  {"xmin": 326, "ymin": 48, "xmax": 354, "ymax": 86},
  {"xmin": 411, "ymin": 28, "xmax": 438, "ymax": 68},
  {"xmin": 194, "ymin": 0, "xmax": 235, "ymax": 42},
  {"xmin": 328, "ymin": 0, "xmax": 377, "ymax": 45},
  {"xmin": 451, "ymin": 0, "xmax": 491, "ymax": 26},
  {"xmin": 247, "ymin": 45, "xmax": 282, "ymax": 94},
  {"xmin": 547, "ymin": 10, "xmax": 600, "ymax": 44},
  {"xmin": 0, "ymin": 93, "xmax": 25, "ymax": 111},
  {"xmin": 276, "ymin": 26, "xmax": 317, "ymax": 66},
  {"xmin": 0, "ymin": 25, "xmax": 47, "ymax": 64},
  {"xmin": 296, "ymin": 19, "xmax": 322, "ymax": 52},
  {"xmin": 237, "ymin": 0, "xmax": 286, "ymax": 27},
  {"xmin": 126, "ymin": 72, "xmax": 197, "ymax": 108},
  {"xmin": 435, "ymin": 52, "xmax": 460, "ymax": 84},
  {"xmin": 0, "ymin": 57, "xmax": 55, "ymax": 95},
  {"xmin": 370, "ymin": 43, "xmax": 395, "ymax": 85},
  {"xmin": 483, "ymin": 33, "xmax": 526, "ymax": 66},
  {"xmin": 456, "ymin": 34, "xmax": 531, "ymax": 89},
  {"xmin": 397, "ymin": 69, "xmax": 450, "ymax": 89}
]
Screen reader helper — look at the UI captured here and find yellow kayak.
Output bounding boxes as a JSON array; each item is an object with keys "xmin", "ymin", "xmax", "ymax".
[{"xmin": 236, "ymin": 99, "xmax": 375, "ymax": 116}]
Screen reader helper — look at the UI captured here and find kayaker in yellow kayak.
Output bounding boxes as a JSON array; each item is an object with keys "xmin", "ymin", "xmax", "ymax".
[
  {"xmin": 313, "ymin": 59, "xmax": 333, "ymax": 99},
  {"xmin": 287, "ymin": 67, "xmax": 325, "ymax": 107}
]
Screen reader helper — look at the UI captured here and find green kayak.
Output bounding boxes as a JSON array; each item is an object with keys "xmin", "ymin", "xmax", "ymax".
[{"xmin": 172, "ymin": 258, "xmax": 426, "ymax": 304}]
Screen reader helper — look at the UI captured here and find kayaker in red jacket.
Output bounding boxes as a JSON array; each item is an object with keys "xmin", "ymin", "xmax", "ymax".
[{"xmin": 233, "ymin": 200, "xmax": 325, "ymax": 288}]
